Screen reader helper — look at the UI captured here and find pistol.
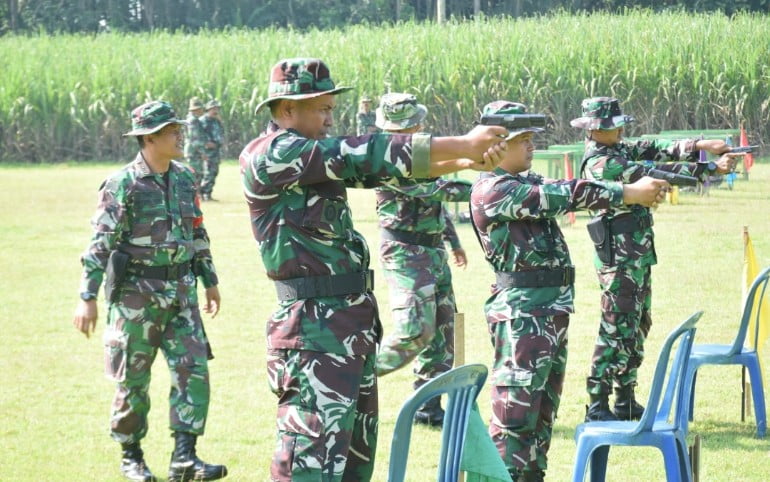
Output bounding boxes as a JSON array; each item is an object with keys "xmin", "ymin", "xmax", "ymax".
[
  {"xmin": 645, "ymin": 169, "xmax": 698, "ymax": 187},
  {"xmin": 730, "ymin": 145, "xmax": 758, "ymax": 154},
  {"xmin": 480, "ymin": 113, "xmax": 547, "ymax": 140}
]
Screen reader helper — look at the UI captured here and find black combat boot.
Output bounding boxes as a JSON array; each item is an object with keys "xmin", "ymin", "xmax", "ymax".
[
  {"xmin": 120, "ymin": 443, "xmax": 157, "ymax": 482},
  {"xmin": 167, "ymin": 432, "xmax": 228, "ymax": 482},
  {"xmin": 414, "ymin": 397, "xmax": 445, "ymax": 427},
  {"xmin": 585, "ymin": 393, "xmax": 619, "ymax": 422},
  {"xmin": 613, "ymin": 384, "xmax": 645, "ymax": 421}
]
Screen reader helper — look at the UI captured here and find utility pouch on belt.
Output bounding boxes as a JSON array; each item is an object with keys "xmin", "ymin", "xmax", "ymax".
[
  {"xmin": 104, "ymin": 250, "xmax": 130, "ymax": 303},
  {"xmin": 586, "ymin": 216, "xmax": 613, "ymax": 266}
]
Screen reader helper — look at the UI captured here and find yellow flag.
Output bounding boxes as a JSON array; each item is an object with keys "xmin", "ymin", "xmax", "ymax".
[{"xmin": 743, "ymin": 227, "xmax": 769, "ymax": 353}]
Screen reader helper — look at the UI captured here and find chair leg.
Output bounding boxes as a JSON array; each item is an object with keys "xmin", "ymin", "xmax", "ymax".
[
  {"xmin": 660, "ymin": 437, "xmax": 688, "ymax": 482},
  {"xmin": 745, "ymin": 358, "xmax": 767, "ymax": 438},
  {"xmin": 589, "ymin": 445, "xmax": 609, "ymax": 482}
]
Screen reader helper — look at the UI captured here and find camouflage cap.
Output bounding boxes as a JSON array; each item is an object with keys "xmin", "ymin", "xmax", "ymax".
[
  {"xmin": 123, "ymin": 100, "xmax": 187, "ymax": 137},
  {"xmin": 188, "ymin": 96, "xmax": 204, "ymax": 111},
  {"xmin": 483, "ymin": 100, "xmax": 545, "ymax": 140},
  {"xmin": 570, "ymin": 97, "xmax": 635, "ymax": 130},
  {"xmin": 375, "ymin": 93, "xmax": 428, "ymax": 131},
  {"xmin": 205, "ymin": 99, "xmax": 221, "ymax": 110},
  {"xmin": 254, "ymin": 58, "xmax": 352, "ymax": 114}
]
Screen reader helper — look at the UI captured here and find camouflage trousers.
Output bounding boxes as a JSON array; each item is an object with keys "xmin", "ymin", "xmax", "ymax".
[
  {"xmin": 586, "ymin": 266, "xmax": 652, "ymax": 395},
  {"xmin": 200, "ymin": 154, "xmax": 220, "ymax": 196},
  {"xmin": 375, "ymin": 255, "xmax": 455, "ymax": 384},
  {"xmin": 104, "ymin": 289, "xmax": 210, "ymax": 444},
  {"xmin": 267, "ymin": 349, "xmax": 378, "ymax": 482},
  {"xmin": 186, "ymin": 156, "xmax": 204, "ymax": 189},
  {"xmin": 488, "ymin": 314, "xmax": 569, "ymax": 478}
]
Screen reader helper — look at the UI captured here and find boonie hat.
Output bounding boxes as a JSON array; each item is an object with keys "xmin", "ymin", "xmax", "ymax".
[
  {"xmin": 375, "ymin": 93, "xmax": 428, "ymax": 131},
  {"xmin": 570, "ymin": 97, "xmax": 635, "ymax": 130},
  {"xmin": 123, "ymin": 101, "xmax": 186, "ymax": 137},
  {"xmin": 254, "ymin": 58, "xmax": 352, "ymax": 114},
  {"xmin": 188, "ymin": 97, "xmax": 204, "ymax": 111},
  {"xmin": 482, "ymin": 100, "xmax": 544, "ymax": 140},
  {"xmin": 205, "ymin": 99, "xmax": 221, "ymax": 110}
]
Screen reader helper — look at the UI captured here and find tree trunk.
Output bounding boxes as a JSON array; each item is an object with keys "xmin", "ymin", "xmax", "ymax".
[
  {"xmin": 395, "ymin": 0, "xmax": 400, "ymax": 21},
  {"xmin": 474, "ymin": 0, "xmax": 481, "ymax": 16},
  {"xmin": 9, "ymin": 0, "xmax": 18, "ymax": 31},
  {"xmin": 437, "ymin": 0, "xmax": 445, "ymax": 23}
]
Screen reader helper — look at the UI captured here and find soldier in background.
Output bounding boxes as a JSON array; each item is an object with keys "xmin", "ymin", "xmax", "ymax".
[
  {"xmin": 71, "ymin": 101, "xmax": 227, "ymax": 482},
  {"xmin": 200, "ymin": 99, "xmax": 224, "ymax": 201},
  {"xmin": 471, "ymin": 100, "xmax": 668, "ymax": 482},
  {"xmin": 184, "ymin": 96, "xmax": 207, "ymax": 188},
  {"xmin": 571, "ymin": 97, "xmax": 740, "ymax": 422},
  {"xmin": 239, "ymin": 57, "xmax": 507, "ymax": 481},
  {"xmin": 356, "ymin": 95, "xmax": 379, "ymax": 135},
  {"xmin": 373, "ymin": 92, "xmax": 470, "ymax": 427}
]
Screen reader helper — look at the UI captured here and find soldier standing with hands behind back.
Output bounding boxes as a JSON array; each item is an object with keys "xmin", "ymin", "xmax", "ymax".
[
  {"xmin": 184, "ymin": 96, "xmax": 207, "ymax": 189},
  {"xmin": 471, "ymin": 100, "xmax": 669, "ymax": 482},
  {"xmin": 239, "ymin": 58, "xmax": 507, "ymax": 481},
  {"xmin": 200, "ymin": 100, "xmax": 224, "ymax": 201},
  {"xmin": 571, "ymin": 96, "xmax": 742, "ymax": 422},
  {"xmin": 72, "ymin": 101, "xmax": 227, "ymax": 482}
]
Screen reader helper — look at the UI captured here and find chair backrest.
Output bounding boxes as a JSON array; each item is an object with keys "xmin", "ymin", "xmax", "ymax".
[
  {"xmin": 388, "ymin": 363, "xmax": 488, "ymax": 482},
  {"xmin": 731, "ymin": 265, "xmax": 770, "ymax": 354},
  {"xmin": 632, "ymin": 311, "xmax": 702, "ymax": 435}
]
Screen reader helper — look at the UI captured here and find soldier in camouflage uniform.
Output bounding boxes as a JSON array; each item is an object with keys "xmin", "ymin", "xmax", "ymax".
[
  {"xmin": 571, "ymin": 97, "xmax": 741, "ymax": 422},
  {"xmin": 373, "ymin": 93, "xmax": 470, "ymax": 427},
  {"xmin": 72, "ymin": 101, "xmax": 227, "ymax": 482},
  {"xmin": 356, "ymin": 95, "xmax": 379, "ymax": 135},
  {"xmin": 200, "ymin": 100, "xmax": 224, "ymax": 201},
  {"xmin": 184, "ymin": 97, "xmax": 207, "ymax": 188},
  {"xmin": 239, "ymin": 58, "xmax": 508, "ymax": 482},
  {"xmin": 470, "ymin": 100, "xmax": 670, "ymax": 481}
]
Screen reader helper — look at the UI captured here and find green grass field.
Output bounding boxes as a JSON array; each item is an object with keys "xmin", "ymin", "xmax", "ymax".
[{"xmin": 1, "ymin": 160, "xmax": 769, "ymax": 481}]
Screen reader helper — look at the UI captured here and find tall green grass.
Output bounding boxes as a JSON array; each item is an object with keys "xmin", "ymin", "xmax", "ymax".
[{"xmin": 1, "ymin": 10, "xmax": 769, "ymax": 162}]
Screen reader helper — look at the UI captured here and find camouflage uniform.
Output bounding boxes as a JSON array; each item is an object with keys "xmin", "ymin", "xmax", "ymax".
[
  {"xmin": 79, "ymin": 110, "xmax": 218, "ymax": 445},
  {"xmin": 357, "ymin": 111, "xmax": 378, "ymax": 135},
  {"xmin": 241, "ymin": 58, "xmax": 433, "ymax": 482},
  {"xmin": 471, "ymin": 101, "xmax": 629, "ymax": 480},
  {"xmin": 572, "ymin": 98, "xmax": 716, "ymax": 407},
  {"xmin": 184, "ymin": 97, "xmax": 207, "ymax": 187},
  {"xmin": 374, "ymin": 179, "xmax": 471, "ymax": 384},
  {"xmin": 373, "ymin": 92, "xmax": 468, "ymax": 401},
  {"xmin": 200, "ymin": 100, "xmax": 224, "ymax": 199}
]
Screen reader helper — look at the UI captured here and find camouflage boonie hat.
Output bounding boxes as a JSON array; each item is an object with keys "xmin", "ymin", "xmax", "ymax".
[
  {"xmin": 570, "ymin": 97, "xmax": 635, "ymax": 130},
  {"xmin": 360, "ymin": 95, "xmax": 373, "ymax": 103},
  {"xmin": 123, "ymin": 100, "xmax": 187, "ymax": 137},
  {"xmin": 375, "ymin": 93, "xmax": 428, "ymax": 131},
  {"xmin": 188, "ymin": 97, "xmax": 204, "ymax": 111},
  {"xmin": 483, "ymin": 100, "xmax": 544, "ymax": 140},
  {"xmin": 254, "ymin": 58, "xmax": 352, "ymax": 114},
  {"xmin": 205, "ymin": 99, "xmax": 221, "ymax": 110}
]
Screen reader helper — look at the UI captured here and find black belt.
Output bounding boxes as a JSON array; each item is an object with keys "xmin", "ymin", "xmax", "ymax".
[
  {"xmin": 127, "ymin": 261, "xmax": 191, "ymax": 280},
  {"xmin": 381, "ymin": 228, "xmax": 442, "ymax": 248},
  {"xmin": 609, "ymin": 214, "xmax": 654, "ymax": 235},
  {"xmin": 495, "ymin": 266, "xmax": 575, "ymax": 288},
  {"xmin": 274, "ymin": 270, "xmax": 374, "ymax": 301}
]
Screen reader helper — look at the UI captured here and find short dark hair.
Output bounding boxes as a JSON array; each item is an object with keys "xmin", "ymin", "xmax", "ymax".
[{"xmin": 136, "ymin": 135, "xmax": 146, "ymax": 148}]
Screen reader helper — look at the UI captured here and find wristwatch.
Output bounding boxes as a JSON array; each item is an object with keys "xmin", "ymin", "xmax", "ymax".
[
  {"xmin": 707, "ymin": 161, "xmax": 718, "ymax": 172},
  {"xmin": 80, "ymin": 292, "xmax": 97, "ymax": 301}
]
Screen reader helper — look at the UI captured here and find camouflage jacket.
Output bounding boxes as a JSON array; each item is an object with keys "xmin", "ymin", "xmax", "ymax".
[
  {"xmin": 581, "ymin": 139, "xmax": 708, "ymax": 269},
  {"xmin": 356, "ymin": 111, "xmax": 377, "ymax": 136},
  {"xmin": 239, "ymin": 127, "xmax": 431, "ymax": 355},
  {"xmin": 201, "ymin": 115, "xmax": 224, "ymax": 157},
  {"xmin": 471, "ymin": 167, "xmax": 625, "ymax": 319},
  {"xmin": 79, "ymin": 153, "xmax": 218, "ymax": 304},
  {"xmin": 183, "ymin": 113, "xmax": 207, "ymax": 160},
  {"xmin": 376, "ymin": 178, "xmax": 470, "ymax": 261}
]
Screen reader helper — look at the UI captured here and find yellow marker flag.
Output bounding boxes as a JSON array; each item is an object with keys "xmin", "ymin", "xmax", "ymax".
[{"xmin": 743, "ymin": 227, "xmax": 770, "ymax": 354}]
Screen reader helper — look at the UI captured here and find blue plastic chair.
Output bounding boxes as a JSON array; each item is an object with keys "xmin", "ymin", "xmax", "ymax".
[
  {"xmin": 684, "ymin": 265, "xmax": 770, "ymax": 438},
  {"xmin": 572, "ymin": 311, "xmax": 703, "ymax": 482},
  {"xmin": 388, "ymin": 363, "xmax": 488, "ymax": 482}
]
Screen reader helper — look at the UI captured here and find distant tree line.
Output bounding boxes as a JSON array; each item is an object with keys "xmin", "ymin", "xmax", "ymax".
[{"xmin": 2, "ymin": 0, "xmax": 769, "ymax": 34}]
